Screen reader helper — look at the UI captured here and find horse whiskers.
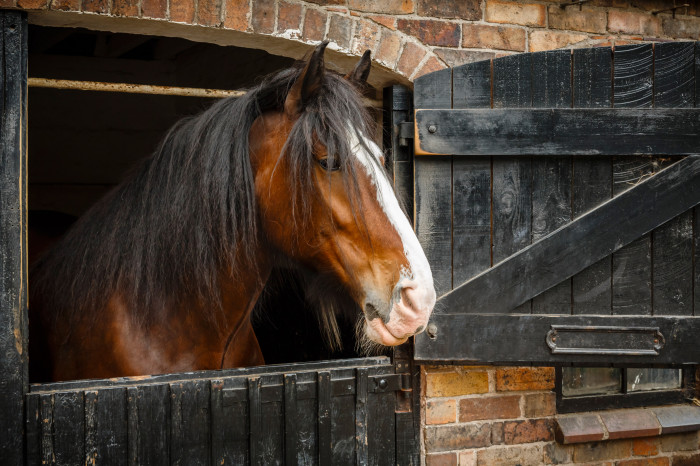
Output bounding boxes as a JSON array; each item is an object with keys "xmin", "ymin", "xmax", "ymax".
[{"xmin": 354, "ymin": 316, "xmax": 386, "ymax": 357}]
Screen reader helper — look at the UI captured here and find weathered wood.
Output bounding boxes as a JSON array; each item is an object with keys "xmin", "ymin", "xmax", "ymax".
[
  {"xmin": 572, "ymin": 47, "xmax": 613, "ymax": 316},
  {"xmin": 453, "ymin": 59, "xmax": 491, "ymax": 109},
  {"xmin": 317, "ymin": 371, "xmax": 332, "ymax": 465},
  {"xmin": 382, "ymin": 86, "xmax": 413, "ymax": 220},
  {"xmin": 40, "ymin": 394, "xmax": 53, "ymax": 465},
  {"xmin": 493, "ymin": 53, "xmax": 531, "ymax": 108},
  {"xmin": 128, "ymin": 384, "xmax": 170, "ymax": 466},
  {"xmin": 355, "ymin": 368, "xmax": 368, "ymax": 466},
  {"xmin": 96, "ymin": 388, "xmax": 128, "ymax": 466},
  {"xmin": 652, "ymin": 42, "xmax": 695, "ymax": 317},
  {"xmin": 0, "ymin": 12, "xmax": 28, "ymax": 466},
  {"xmin": 53, "ymin": 391, "xmax": 84, "ymax": 465},
  {"xmin": 414, "ymin": 108, "xmax": 700, "ymax": 156},
  {"xmin": 25, "ymin": 395, "xmax": 41, "ymax": 466},
  {"xmin": 614, "ymin": 44, "xmax": 653, "ymax": 108},
  {"xmin": 531, "ymin": 50, "xmax": 572, "ymax": 315},
  {"xmin": 432, "ymin": 156, "xmax": 700, "ymax": 316},
  {"xmin": 367, "ymin": 371, "xmax": 396, "ymax": 466},
  {"xmin": 416, "ymin": 314, "xmax": 700, "ymax": 364},
  {"xmin": 283, "ymin": 374, "xmax": 298, "ymax": 465},
  {"xmin": 414, "ymin": 69, "xmax": 452, "ymax": 294}
]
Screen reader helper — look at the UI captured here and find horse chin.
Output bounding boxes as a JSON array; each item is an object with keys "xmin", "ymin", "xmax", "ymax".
[{"xmin": 363, "ymin": 317, "xmax": 409, "ymax": 346}]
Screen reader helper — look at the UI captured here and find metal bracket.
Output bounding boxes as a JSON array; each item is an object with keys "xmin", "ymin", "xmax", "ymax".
[
  {"xmin": 398, "ymin": 121, "xmax": 414, "ymax": 147},
  {"xmin": 546, "ymin": 325, "xmax": 665, "ymax": 356}
]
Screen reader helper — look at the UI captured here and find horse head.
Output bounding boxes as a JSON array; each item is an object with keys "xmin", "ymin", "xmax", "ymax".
[{"xmin": 250, "ymin": 42, "xmax": 436, "ymax": 349}]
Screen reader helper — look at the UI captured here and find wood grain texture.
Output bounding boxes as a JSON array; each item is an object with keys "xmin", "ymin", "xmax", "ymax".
[
  {"xmin": 382, "ymin": 85, "xmax": 413, "ymax": 221},
  {"xmin": 612, "ymin": 44, "xmax": 654, "ymax": 316},
  {"xmin": 0, "ymin": 12, "xmax": 28, "ymax": 466},
  {"xmin": 53, "ymin": 391, "xmax": 84, "ymax": 465},
  {"xmin": 453, "ymin": 59, "xmax": 491, "ymax": 109},
  {"xmin": 652, "ymin": 42, "xmax": 694, "ymax": 317},
  {"xmin": 572, "ymin": 47, "xmax": 613, "ymax": 316},
  {"xmin": 128, "ymin": 384, "xmax": 170, "ymax": 466}
]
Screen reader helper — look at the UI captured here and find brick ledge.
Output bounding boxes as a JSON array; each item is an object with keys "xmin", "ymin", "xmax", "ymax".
[{"xmin": 555, "ymin": 404, "xmax": 700, "ymax": 444}]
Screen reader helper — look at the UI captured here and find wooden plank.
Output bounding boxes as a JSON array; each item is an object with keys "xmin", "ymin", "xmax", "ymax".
[
  {"xmin": 612, "ymin": 43, "xmax": 654, "ymax": 316},
  {"xmin": 355, "ymin": 368, "xmax": 368, "ymax": 466},
  {"xmin": 260, "ymin": 377, "xmax": 284, "ymax": 465},
  {"xmin": 493, "ymin": 53, "xmax": 531, "ymax": 108},
  {"xmin": 395, "ymin": 411, "xmax": 415, "ymax": 466},
  {"xmin": 367, "ymin": 373, "xmax": 396, "ymax": 466},
  {"xmin": 40, "ymin": 394, "xmax": 53, "ymax": 466},
  {"xmin": 53, "ymin": 391, "xmax": 85, "ymax": 465},
  {"xmin": 128, "ymin": 384, "xmax": 170, "ymax": 466},
  {"xmin": 84, "ymin": 391, "xmax": 98, "ymax": 465},
  {"xmin": 318, "ymin": 371, "xmax": 332, "ymax": 465},
  {"xmin": 414, "ymin": 108, "xmax": 700, "ymax": 156},
  {"xmin": 572, "ymin": 47, "xmax": 613, "ymax": 316},
  {"xmin": 0, "ymin": 11, "xmax": 28, "ymax": 466},
  {"xmin": 430, "ymin": 156, "xmax": 700, "ymax": 316},
  {"xmin": 416, "ymin": 313, "xmax": 700, "ymax": 364},
  {"xmin": 331, "ymin": 370, "xmax": 355, "ymax": 465},
  {"xmin": 220, "ymin": 379, "xmax": 249, "ymax": 465},
  {"xmin": 283, "ymin": 374, "xmax": 298, "ymax": 466},
  {"xmin": 652, "ymin": 42, "xmax": 695, "ymax": 317},
  {"xmin": 531, "ymin": 50, "xmax": 572, "ymax": 315},
  {"xmin": 452, "ymin": 60, "xmax": 492, "ymax": 285},
  {"xmin": 382, "ymin": 86, "xmax": 413, "ymax": 219},
  {"xmin": 414, "ymin": 69, "xmax": 452, "ymax": 294},
  {"xmin": 96, "ymin": 388, "xmax": 128, "ymax": 466},
  {"xmin": 25, "ymin": 394, "xmax": 41, "ymax": 466},
  {"xmin": 170, "ymin": 381, "xmax": 210, "ymax": 466},
  {"xmin": 248, "ymin": 377, "xmax": 263, "ymax": 466}
]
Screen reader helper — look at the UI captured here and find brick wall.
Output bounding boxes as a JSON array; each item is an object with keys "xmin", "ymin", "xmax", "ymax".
[
  {"xmin": 6, "ymin": 0, "xmax": 700, "ymax": 82},
  {"xmin": 423, "ymin": 365, "xmax": 700, "ymax": 466}
]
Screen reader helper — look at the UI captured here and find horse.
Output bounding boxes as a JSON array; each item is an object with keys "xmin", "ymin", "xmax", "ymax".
[{"xmin": 28, "ymin": 42, "xmax": 436, "ymax": 382}]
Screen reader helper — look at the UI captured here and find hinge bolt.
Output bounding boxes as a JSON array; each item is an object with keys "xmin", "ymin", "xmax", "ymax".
[
  {"xmin": 378, "ymin": 379, "xmax": 388, "ymax": 390},
  {"xmin": 427, "ymin": 323, "xmax": 438, "ymax": 339},
  {"xmin": 428, "ymin": 124, "xmax": 437, "ymax": 133}
]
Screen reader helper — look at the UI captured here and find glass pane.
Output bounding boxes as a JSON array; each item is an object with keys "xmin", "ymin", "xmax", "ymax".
[
  {"xmin": 627, "ymin": 368, "xmax": 682, "ymax": 392},
  {"xmin": 562, "ymin": 367, "xmax": 622, "ymax": 397}
]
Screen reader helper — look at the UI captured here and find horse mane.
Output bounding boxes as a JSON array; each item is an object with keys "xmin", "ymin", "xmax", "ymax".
[{"xmin": 30, "ymin": 60, "xmax": 379, "ymax": 337}]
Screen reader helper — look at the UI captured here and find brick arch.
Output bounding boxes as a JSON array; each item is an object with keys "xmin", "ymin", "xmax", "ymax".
[{"xmin": 16, "ymin": 0, "xmax": 447, "ymax": 88}]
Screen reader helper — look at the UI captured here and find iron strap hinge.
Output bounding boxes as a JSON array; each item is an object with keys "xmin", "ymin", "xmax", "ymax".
[
  {"xmin": 368, "ymin": 373, "xmax": 410, "ymax": 394},
  {"xmin": 398, "ymin": 121, "xmax": 414, "ymax": 147}
]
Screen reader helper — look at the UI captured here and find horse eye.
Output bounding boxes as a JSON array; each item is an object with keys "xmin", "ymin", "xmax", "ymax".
[{"xmin": 318, "ymin": 157, "xmax": 341, "ymax": 172}]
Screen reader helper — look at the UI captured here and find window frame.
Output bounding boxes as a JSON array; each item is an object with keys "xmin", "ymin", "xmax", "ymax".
[{"xmin": 555, "ymin": 366, "xmax": 697, "ymax": 414}]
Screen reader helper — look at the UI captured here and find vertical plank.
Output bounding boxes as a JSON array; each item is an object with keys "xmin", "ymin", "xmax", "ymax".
[
  {"xmin": 367, "ymin": 375, "xmax": 396, "ymax": 465},
  {"xmin": 128, "ymin": 384, "xmax": 169, "ymax": 466},
  {"xmin": 492, "ymin": 53, "xmax": 533, "ymax": 313},
  {"xmin": 40, "ymin": 394, "xmax": 54, "ymax": 466},
  {"xmin": 414, "ymin": 69, "xmax": 452, "ymax": 295},
  {"xmin": 248, "ymin": 377, "xmax": 262, "ymax": 466},
  {"xmin": 696, "ymin": 41, "xmax": 700, "ymax": 317},
  {"xmin": 612, "ymin": 44, "xmax": 653, "ymax": 315},
  {"xmin": 26, "ymin": 394, "xmax": 42, "ymax": 466},
  {"xmin": 531, "ymin": 50, "xmax": 572, "ymax": 315},
  {"xmin": 452, "ymin": 61, "xmax": 492, "ymax": 285},
  {"xmin": 652, "ymin": 42, "xmax": 694, "ymax": 317},
  {"xmin": 572, "ymin": 48, "xmax": 613, "ymax": 315},
  {"xmin": 0, "ymin": 11, "xmax": 28, "ymax": 466},
  {"xmin": 219, "ymin": 380, "xmax": 249, "ymax": 465},
  {"xmin": 382, "ymin": 85, "xmax": 413, "ymax": 220},
  {"xmin": 96, "ymin": 388, "xmax": 128, "ymax": 466},
  {"xmin": 317, "ymin": 371, "xmax": 332, "ymax": 465},
  {"xmin": 53, "ymin": 391, "xmax": 85, "ymax": 465},
  {"xmin": 170, "ymin": 381, "xmax": 210, "ymax": 466},
  {"xmin": 394, "ymin": 412, "xmax": 415, "ymax": 466},
  {"xmin": 284, "ymin": 374, "xmax": 298, "ymax": 466},
  {"xmin": 355, "ymin": 368, "xmax": 368, "ymax": 466},
  {"xmin": 84, "ymin": 391, "xmax": 98, "ymax": 466},
  {"xmin": 331, "ymin": 371, "xmax": 355, "ymax": 465},
  {"xmin": 260, "ymin": 378, "xmax": 284, "ymax": 465}
]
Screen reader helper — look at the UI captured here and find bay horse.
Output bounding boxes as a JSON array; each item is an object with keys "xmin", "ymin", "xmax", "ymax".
[{"xmin": 29, "ymin": 43, "xmax": 436, "ymax": 382}]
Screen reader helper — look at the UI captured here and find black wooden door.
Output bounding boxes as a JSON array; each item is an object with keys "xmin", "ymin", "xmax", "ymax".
[{"xmin": 412, "ymin": 43, "xmax": 700, "ymax": 365}]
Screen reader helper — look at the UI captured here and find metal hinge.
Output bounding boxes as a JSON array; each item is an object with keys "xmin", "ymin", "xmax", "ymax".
[
  {"xmin": 398, "ymin": 121, "xmax": 414, "ymax": 147},
  {"xmin": 368, "ymin": 373, "xmax": 410, "ymax": 393}
]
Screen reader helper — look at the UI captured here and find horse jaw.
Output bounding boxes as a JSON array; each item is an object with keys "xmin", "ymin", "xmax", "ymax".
[{"xmin": 347, "ymin": 126, "xmax": 436, "ymax": 346}]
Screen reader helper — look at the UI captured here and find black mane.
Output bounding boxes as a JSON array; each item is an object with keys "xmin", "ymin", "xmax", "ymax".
[{"xmin": 30, "ymin": 62, "xmax": 378, "ymax": 332}]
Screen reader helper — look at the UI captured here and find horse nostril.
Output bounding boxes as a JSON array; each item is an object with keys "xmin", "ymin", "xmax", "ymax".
[{"xmin": 365, "ymin": 302, "xmax": 380, "ymax": 320}]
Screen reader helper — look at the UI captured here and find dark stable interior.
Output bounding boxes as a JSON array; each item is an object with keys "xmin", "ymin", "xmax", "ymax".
[{"xmin": 28, "ymin": 25, "xmax": 372, "ymax": 372}]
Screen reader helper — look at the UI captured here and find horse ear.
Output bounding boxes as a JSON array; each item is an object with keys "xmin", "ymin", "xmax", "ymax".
[
  {"xmin": 345, "ymin": 50, "xmax": 371, "ymax": 85},
  {"xmin": 284, "ymin": 41, "xmax": 328, "ymax": 117}
]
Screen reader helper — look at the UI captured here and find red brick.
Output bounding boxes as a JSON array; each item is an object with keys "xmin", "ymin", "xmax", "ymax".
[
  {"xmin": 529, "ymin": 30, "xmax": 588, "ymax": 52},
  {"xmin": 224, "ymin": 0, "xmax": 249, "ymax": 31},
  {"xmin": 491, "ymin": 421, "xmax": 504, "ymax": 444},
  {"xmin": 477, "ymin": 444, "xmax": 544, "ymax": 465},
  {"xmin": 496, "ymin": 367, "xmax": 555, "ymax": 391},
  {"xmin": 397, "ymin": 19, "xmax": 460, "ymax": 47},
  {"xmin": 548, "ymin": 4, "xmax": 607, "ymax": 33},
  {"xmin": 142, "ymin": 0, "xmax": 167, "ymax": 19},
  {"xmin": 367, "ymin": 14, "xmax": 396, "ymax": 30},
  {"xmin": 197, "ymin": 0, "xmax": 222, "ymax": 26},
  {"xmin": 632, "ymin": 438, "xmax": 659, "ymax": 456},
  {"xmin": 251, "ymin": 0, "xmax": 275, "ymax": 33},
  {"xmin": 416, "ymin": 0, "xmax": 481, "ymax": 20},
  {"xmin": 424, "ymin": 423, "xmax": 491, "ymax": 452},
  {"xmin": 460, "ymin": 396, "xmax": 520, "ymax": 422},
  {"xmin": 396, "ymin": 41, "xmax": 427, "ymax": 77},
  {"xmin": 170, "ymin": 0, "xmax": 195, "ymax": 23},
  {"xmin": 462, "ymin": 23, "xmax": 526, "ymax": 51},
  {"xmin": 523, "ymin": 393, "xmax": 556, "ymax": 417},
  {"xmin": 659, "ymin": 431, "xmax": 700, "ymax": 452},
  {"xmin": 0, "ymin": 0, "xmax": 17, "ymax": 7},
  {"xmin": 82, "ymin": 0, "xmax": 109, "ymax": 13},
  {"xmin": 17, "ymin": 0, "xmax": 47, "ymax": 8},
  {"xmin": 348, "ymin": 0, "xmax": 414, "ymax": 14},
  {"xmin": 572, "ymin": 439, "xmax": 632, "ymax": 463},
  {"xmin": 426, "ymin": 398, "xmax": 456, "ymax": 425},
  {"xmin": 458, "ymin": 450, "xmax": 476, "ymax": 465},
  {"xmin": 674, "ymin": 453, "xmax": 700, "ymax": 466},
  {"xmin": 502, "ymin": 418, "xmax": 555, "ymax": 444},
  {"xmin": 426, "ymin": 452, "xmax": 457, "ymax": 466},
  {"xmin": 277, "ymin": 1, "xmax": 302, "ymax": 33},
  {"xmin": 327, "ymin": 14, "xmax": 352, "ymax": 49},
  {"xmin": 618, "ymin": 458, "xmax": 669, "ymax": 466},
  {"xmin": 415, "ymin": 55, "xmax": 447, "ymax": 79},
  {"xmin": 661, "ymin": 16, "xmax": 700, "ymax": 39},
  {"xmin": 608, "ymin": 10, "xmax": 662, "ymax": 36},
  {"xmin": 485, "ymin": 0, "xmax": 546, "ymax": 27},
  {"xmin": 544, "ymin": 442, "xmax": 573, "ymax": 464},
  {"xmin": 51, "ymin": 0, "xmax": 81, "ymax": 9},
  {"xmin": 599, "ymin": 409, "xmax": 660, "ymax": 440},
  {"xmin": 426, "ymin": 370, "xmax": 489, "ymax": 397},
  {"xmin": 302, "ymin": 9, "xmax": 327, "ymax": 42},
  {"xmin": 352, "ymin": 19, "xmax": 380, "ymax": 55},
  {"xmin": 306, "ymin": 0, "xmax": 344, "ymax": 4},
  {"xmin": 375, "ymin": 29, "xmax": 402, "ymax": 68},
  {"xmin": 433, "ymin": 49, "xmax": 495, "ymax": 67},
  {"xmin": 111, "ymin": 0, "xmax": 138, "ymax": 16}
]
